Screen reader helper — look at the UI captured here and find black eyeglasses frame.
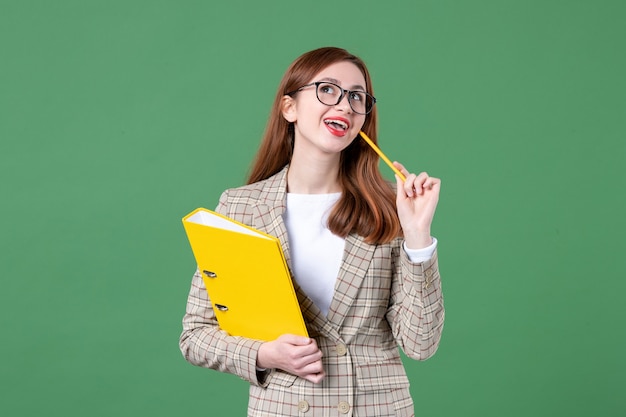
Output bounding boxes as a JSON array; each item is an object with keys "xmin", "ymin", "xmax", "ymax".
[{"xmin": 286, "ymin": 81, "xmax": 377, "ymax": 115}]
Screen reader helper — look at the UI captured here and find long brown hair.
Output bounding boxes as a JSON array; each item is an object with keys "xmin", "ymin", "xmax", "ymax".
[{"xmin": 247, "ymin": 47, "xmax": 400, "ymax": 244}]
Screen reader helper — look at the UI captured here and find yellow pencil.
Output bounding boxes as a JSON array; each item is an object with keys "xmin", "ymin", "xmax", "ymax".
[{"xmin": 359, "ymin": 131, "xmax": 407, "ymax": 182}]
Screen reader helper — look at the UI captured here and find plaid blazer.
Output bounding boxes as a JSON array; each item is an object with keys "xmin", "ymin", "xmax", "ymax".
[{"xmin": 180, "ymin": 166, "xmax": 444, "ymax": 417}]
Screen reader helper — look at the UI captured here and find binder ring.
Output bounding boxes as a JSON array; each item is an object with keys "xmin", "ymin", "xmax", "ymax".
[
  {"xmin": 215, "ymin": 304, "xmax": 229, "ymax": 312},
  {"xmin": 203, "ymin": 270, "xmax": 217, "ymax": 278}
]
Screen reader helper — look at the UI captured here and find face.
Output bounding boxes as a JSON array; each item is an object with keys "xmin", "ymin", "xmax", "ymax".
[{"xmin": 282, "ymin": 61, "xmax": 368, "ymax": 157}]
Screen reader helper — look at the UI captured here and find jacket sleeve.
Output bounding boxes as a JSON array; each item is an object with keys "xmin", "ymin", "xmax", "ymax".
[
  {"xmin": 385, "ymin": 244, "xmax": 445, "ymax": 361},
  {"xmin": 179, "ymin": 190, "xmax": 270, "ymax": 387}
]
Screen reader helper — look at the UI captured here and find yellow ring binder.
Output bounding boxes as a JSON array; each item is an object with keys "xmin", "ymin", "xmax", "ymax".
[{"xmin": 182, "ymin": 208, "xmax": 309, "ymax": 341}]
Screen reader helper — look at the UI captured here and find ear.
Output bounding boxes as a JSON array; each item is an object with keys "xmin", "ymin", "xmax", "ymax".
[{"xmin": 281, "ymin": 95, "xmax": 297, "ymax": 123}]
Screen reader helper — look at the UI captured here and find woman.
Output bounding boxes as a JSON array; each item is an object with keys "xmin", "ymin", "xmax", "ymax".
[{"xmin": 180, "ymin": 46, "xmax": 444, "ymax": 416}]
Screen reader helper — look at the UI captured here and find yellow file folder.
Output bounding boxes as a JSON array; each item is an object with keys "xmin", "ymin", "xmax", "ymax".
[{"xmin": 182, "ymin": 208, "xmax": 308, "ymax": 341}]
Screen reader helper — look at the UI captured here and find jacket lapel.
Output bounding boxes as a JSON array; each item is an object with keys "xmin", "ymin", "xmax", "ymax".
[
  {"xmin": 250, "ymin": 167, "xmax": 291, "ymax": 268},
  {"xmin": 249, "ymin": 168, "xmax": 336, "ymax": 337},
  {"xmin": 326, "ymin": 233, "xmax": 376, "ymax": 329}
]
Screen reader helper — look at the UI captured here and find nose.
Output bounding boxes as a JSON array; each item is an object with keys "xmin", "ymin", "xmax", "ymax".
[{"xmin": 335, "ymin": 92, "xmax": 352, "ymax": 113}]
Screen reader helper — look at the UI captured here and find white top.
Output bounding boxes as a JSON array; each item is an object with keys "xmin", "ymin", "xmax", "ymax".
[{"xmin": 284, "ymin": 193, "xmax": 437, "ymax": 316}]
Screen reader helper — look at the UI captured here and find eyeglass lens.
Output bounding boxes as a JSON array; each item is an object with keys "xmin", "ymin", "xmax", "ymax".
[{"xmin": 316, "ymin": 82, "xmax": 373, "ymax": 114}]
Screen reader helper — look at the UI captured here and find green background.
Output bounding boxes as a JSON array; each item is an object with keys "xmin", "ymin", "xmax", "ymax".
[{"xmin": 1, "ymin": 0, "xmax": 624, "ymax": 415}]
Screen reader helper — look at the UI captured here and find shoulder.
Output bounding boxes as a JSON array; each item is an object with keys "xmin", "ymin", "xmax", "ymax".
[
  {"xmin": 221, "ymin": 180, "xmax": 267, "ymax": 203},
  {"xmin": 216, "ymin": 166, "xmax": 288, "ymax": 216}
]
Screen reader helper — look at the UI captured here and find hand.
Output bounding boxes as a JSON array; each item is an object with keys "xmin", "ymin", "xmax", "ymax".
[
  {"xmin": 257, "ymin": 334, "xmax": 325, "ymax": 384},
  {"xmin": 393, "ymin": 162, "xmax": 441, "ymax": 249}
]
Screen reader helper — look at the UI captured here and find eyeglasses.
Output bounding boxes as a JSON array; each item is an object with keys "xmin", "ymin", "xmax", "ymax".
[{"xmin": 287, "ymin": 81, "xmax": 376, "ymax": 115}]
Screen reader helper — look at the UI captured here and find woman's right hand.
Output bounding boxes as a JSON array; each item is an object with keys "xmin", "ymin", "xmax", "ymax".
[{"xmin": 257, "ymin": 334, "xmax": 325, "ymax": 384}]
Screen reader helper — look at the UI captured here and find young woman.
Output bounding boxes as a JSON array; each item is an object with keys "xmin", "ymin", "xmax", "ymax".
[{"xmin": 180, "ymin": 46, "xmax": 444, "ymax": 416}]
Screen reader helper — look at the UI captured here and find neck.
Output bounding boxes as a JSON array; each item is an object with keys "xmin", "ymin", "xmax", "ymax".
[{"xmin": 287, "ymin": 149, "xmax": 342, "ymax": 194}]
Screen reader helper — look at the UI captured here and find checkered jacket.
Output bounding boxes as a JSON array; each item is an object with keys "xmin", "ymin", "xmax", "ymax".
[{"xmin": 180, "ymin": 166, "xmax": 444, "ymax": 416}]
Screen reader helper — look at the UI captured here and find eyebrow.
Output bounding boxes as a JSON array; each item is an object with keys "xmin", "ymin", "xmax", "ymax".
[{"xmin": 319, "ymin": 77, "xmax": 366, "ymax": 91}]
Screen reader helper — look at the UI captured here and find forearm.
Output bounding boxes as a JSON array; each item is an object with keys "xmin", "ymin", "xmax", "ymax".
[{"xmin": 388, "ymin": 248, "xmax": 445, "ymax": 360}]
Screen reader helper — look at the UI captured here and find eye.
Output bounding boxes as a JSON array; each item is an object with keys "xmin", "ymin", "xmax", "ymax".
[
  {"xmin": 318, "ymin": 83, "xmax": 337, "ymax": 95},
  {"xmin": 349, "ymin": 91, "xmax": 366, "ymax": 102}
]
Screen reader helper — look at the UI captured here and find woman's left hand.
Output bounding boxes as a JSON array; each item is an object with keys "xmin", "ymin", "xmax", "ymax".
[{"xmin": 393, "ymin": 161, "xmax": 441, "ymax": 250}]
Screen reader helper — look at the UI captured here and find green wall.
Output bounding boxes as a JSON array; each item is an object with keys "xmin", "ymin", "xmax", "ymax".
[{"xmin": 1, "ymin": 1, "xmax": 624, "ymax": 415}]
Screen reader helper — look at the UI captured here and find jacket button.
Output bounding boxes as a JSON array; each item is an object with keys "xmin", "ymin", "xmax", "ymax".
[
  {"xmin": 298, "ymin": 400, "xmax": 310, "ymax": 412},
  {"xmin": 338, "ymin": 401, "xmax": 350, "ymax": 414},
  {"xmin": 336, "ymin": 343, "xmax": 347, "ymax": 356}
]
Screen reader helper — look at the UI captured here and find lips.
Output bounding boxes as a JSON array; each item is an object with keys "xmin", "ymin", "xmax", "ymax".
[{"xmin": 324, "ymin": 117, "xmax": 350, "ymax": 136}]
